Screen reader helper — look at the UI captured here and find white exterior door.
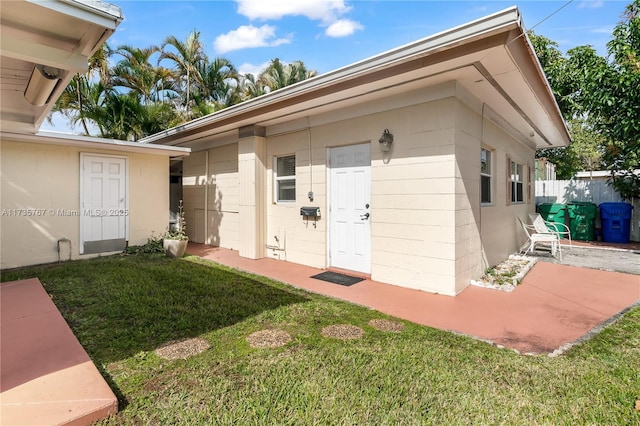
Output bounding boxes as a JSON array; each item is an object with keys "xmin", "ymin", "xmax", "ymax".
[
  {"xmin": 80, "ymin": 154, "xmax": 127, "ymax": 254},
  {"xmin": 329, "ymin": 143, "xmax": 371, "ymax": 273}
]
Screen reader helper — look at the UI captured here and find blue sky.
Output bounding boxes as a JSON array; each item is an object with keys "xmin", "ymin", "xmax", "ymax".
[{"xmin": 42, "ymin": 0, "xmax": 630, "ymax": 132}]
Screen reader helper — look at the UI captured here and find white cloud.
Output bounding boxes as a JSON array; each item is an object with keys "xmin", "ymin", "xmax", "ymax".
[
  {"xmin": 238, "ymin": 61, "xmax": 271, "ymax": 77},
  {"xmin": 469, "ymin": 6, "xmax": 489, "ymax": 14},
  {"xmin": 578, "ymin": 1, "xmax": 604, "ymax": 9},
  {"xmin": 591, "ymin": 26, "xmax": 613, "ymax": 34},
  {"xmin": 235, "ymin": 0, "xmax": 362, "ymax": 38},
  {"xmin": 325, "ymin": 19, "xmax": 363, "ymax": 38},
  {"xmin": 214, "ymin": 25, "xmax": 291, "ymax": 54},
  {"xmin": 236, "ymin": 0, "xmax": 350, "ymax": 23}
]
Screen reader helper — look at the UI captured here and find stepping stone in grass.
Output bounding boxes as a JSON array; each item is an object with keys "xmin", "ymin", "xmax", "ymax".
[
  {"xmin": 368, "ymin": 319, "xmax": 404, "ymax": 333},
  {"xmin": 247, "ymin": 329, "xmax": 292, "ymax": 348},
  {"xmin": 155, "ymin": 337, "xmax": 210, "ymax": 360},
  {"xmin": 321, "ymin": 324, "xmax": 364, "ymax": 340}
]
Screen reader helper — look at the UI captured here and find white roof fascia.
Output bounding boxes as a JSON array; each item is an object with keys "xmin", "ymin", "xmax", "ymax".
[
  {"xmin": 141, "ymin": 6, "xmax": 522, "ymax": 145},
  {"xmin": 523, "ymin": 33, "xmax": 568, "ymax": 130},
  {"xmin": 575, "ymin": 171, "xmax": 611, "ymax": 178},
  {"xmin": 2, "ymin": 131, "xmax": 191, "ymax": 157},
  {"xmin": 575, "ymin": 170, "xmax": 640, "ymax": 178},
  {"xmin": 508, "ymin": 27, "xmax": 571, "ymax": 146},
  {"xmin": 27, "ymin": 0, "xmax": 124, "ymax": 29}
]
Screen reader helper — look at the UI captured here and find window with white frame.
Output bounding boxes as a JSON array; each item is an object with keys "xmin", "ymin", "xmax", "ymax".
[
  {"xmin": 274, "ymin": 155, "xmax": 296, "ymax": 202},
  {"xmin": 510, "ymin": 161, "xmax": 524, "ymax": 203},
  {"xmin": 481, "ymin": 148, "xmax": 492, "ymax": 204}
]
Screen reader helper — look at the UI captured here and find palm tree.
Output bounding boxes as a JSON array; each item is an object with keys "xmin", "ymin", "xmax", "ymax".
[
  {"xmin": 98, "ymin": 91, "xmax": 147, "ymax": 140},
  {"xmin": 258, "ymin": 58, "xmax": 318, "ymax": 93},
  {"xmin": 111, "ymin": 45, "xmax": 161, "ymax": 105},
  {"xmin": 52, "ymin": 35, "xmax": 319, "ymax": 137},
  {"xmin": 88, "ymin": 43, "xmax": 113, "ymax": 86},
  {"xmin": 51, "ymin": 75, "xmax": 92, "ymax": 135},
  {"xmin": 196, "ymin": 57, "xmax": 240, "ymax": 108},
  {"xmin": 154, "ymin": 66, "xmax": 179, "ymax": 104},
  {"xmin": 159, "ymin": 30, "xmax": 207, "ymax": 111},
  {"xmin": 51, "ymin": 44, "xmax": 114, "ymax": 135},
  {"xmin": 239, "ymin": 73, "xmax": 268, "ymax": 100}
]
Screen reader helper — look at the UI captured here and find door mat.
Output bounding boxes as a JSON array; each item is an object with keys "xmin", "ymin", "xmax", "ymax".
[{"xmin": 311, "ymin": 271, "xmax": 364, "ymax": 286}]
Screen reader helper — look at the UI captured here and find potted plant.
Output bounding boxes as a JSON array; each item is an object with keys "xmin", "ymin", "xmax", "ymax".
[{"xmin": 163, "ymin": 200, "xmax": 188, "ymax": 258}]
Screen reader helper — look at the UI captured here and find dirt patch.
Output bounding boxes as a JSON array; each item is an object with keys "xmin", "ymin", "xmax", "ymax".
[
  {"xmin": 246, "ymin": 329, "xmax": 292, "ymax": 348},
  {"xmin": 321, "ymin": 324, "xmax": 364, "ymax": 340},
  {"xmin": 368, "ymin": 319, "xmax": 404, "ymax": 333},
  {"xmin": 155, "ymin": 337, "xmax": 210, "ymax": 360}
]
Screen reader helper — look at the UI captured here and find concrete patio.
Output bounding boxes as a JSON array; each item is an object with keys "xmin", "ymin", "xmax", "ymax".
[{"xmin": 188, "ymin": 243, "xmax": 640, "ymax": 355}]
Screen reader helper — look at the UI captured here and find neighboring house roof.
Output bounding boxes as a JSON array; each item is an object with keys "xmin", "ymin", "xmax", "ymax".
[
  {"xmin": 575, "ymin": 171, "xmax": 612, "ymax": 179},
  {"xmin": 1, "ymin": 130, "xmax": 190, "ymax": 157},
  {"xmin": 0, "ymin": 0, "xmax": 123, "ymax": 133},
  {"xmin": 142, "ymin": 6, "xmax": 571, "ymax": 149},
  {"xmin": 575, "ymin": 170, "xmax": 640, "ymax": 179}
]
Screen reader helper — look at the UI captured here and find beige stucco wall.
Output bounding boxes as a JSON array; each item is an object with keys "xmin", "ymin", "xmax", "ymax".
[
  {"xmin": 261, "ymin": 95, "xmax": 463, "ymax": 294},
  {"xmin": 474, "ymin": 119, "xmax": 535, "ymax": 268},
  {"xmin": 267, "ymin": 97, "xmax": 479, "ymax": 294},
  {"xmin": 185, "ymin": 84, "xmax": 535, "ymax": 296},
  {"xmin": 182, "ymin": 144, "xmax": 240, "ymax": 249},
  {"xmin": 266, "ymin": 130, "xmax": 327, "ymax": 267},
  {"xmin": 452, "ymin": 100, "xmax": 535, "ymax": 293},
  {"xmin": 0, "ymin": 139, "xmax": 169, "ymax": 269}
]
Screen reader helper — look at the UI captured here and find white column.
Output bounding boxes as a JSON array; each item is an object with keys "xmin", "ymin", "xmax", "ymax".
[{"xmin": 238, "ymin": 130, "xmax": 266, "ymax": 259}]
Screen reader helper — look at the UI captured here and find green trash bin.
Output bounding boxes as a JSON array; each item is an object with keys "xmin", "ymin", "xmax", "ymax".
[
  {"xmin": 537, "ymin": 203, "xmax": 567, "ymax": 233},
  {"xmin": 567, "ymin": 202, "xmax": 597, "ymax": 241}
]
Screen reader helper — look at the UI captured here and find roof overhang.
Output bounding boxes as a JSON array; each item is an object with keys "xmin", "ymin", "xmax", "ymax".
[
  {"xmin": 0, "ymin": 0, "xmax": 123, "ymax": 133},
  {"xmin": 141, "ymin": 6, "xmax": 571, "ymax": 149},
  {"xmin": 1, "ymin": 130, "xmax": 191, "ymax": 157}
]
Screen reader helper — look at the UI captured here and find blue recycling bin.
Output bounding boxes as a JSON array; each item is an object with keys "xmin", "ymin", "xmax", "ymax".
[{"xmin": 599, "ymin": 202, "xmax": 634, "ymax": 243}]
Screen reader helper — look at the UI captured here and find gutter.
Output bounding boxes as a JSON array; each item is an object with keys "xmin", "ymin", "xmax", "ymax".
[
  {"xmin": 2, "ymin": 131, "xmax": 190, "ymax": 157},
  {"xmin": 27, "ymin": 0, "xmax": 124, "ymax": 29}
]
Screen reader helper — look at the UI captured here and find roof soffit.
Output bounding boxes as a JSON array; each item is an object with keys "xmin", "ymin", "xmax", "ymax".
[{"xmin": 0, "ymin": 0, "xmax": 122, "ymax": 133}]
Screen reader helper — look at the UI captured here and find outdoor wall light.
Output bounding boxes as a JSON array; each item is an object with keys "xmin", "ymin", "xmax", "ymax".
[
  {"xmin": 24, "ymin": 64, "xmax": 62, "ymax": 106},
  {"xmin": 378, "ymin": 129, "xmax": 393, "ymax": 152}
]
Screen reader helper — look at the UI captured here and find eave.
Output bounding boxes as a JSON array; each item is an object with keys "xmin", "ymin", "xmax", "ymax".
[
  {"xmin": 1, "ymin": 131, "xmax": 191, "ymax": 157},
  {"xmin": 141, "ymin": 6, "xmax": 571, "ymax": 150}
]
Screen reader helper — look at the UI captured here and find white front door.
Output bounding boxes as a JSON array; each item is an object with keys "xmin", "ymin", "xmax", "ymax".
[
  {"xmin": 80, "ymin": 154, "xmax": 127, "ymax": 254},
  {"xmin": 329, "ymin": 143, "xmax": 371, "ymax": 273}
]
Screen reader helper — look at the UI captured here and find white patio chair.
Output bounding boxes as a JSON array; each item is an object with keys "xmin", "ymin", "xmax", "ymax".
[
  {"xmin": 529, "ymin": 213, "xmax": 572, "ymax": 249},
  {"xmin": 518, "ymin": 216, "xmax": 562, "ymax": 261}
]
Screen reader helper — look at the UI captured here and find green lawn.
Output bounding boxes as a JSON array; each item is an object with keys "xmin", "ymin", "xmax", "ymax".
[{"xmin": 2, "ymin": 253, "xmax": 639, "ymax": 425}]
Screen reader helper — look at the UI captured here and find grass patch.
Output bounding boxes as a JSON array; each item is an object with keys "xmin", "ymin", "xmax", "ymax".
[{"xmin": 2, "ymin": 254, "xmax": 639, "ymax": 424}]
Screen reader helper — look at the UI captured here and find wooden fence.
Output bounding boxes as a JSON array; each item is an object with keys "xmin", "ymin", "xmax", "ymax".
[{"xmin": 535, "ymin": 179, "xmax": 639, "ymax": 242}]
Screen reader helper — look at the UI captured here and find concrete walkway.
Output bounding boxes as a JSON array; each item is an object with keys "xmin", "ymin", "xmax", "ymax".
[
  {"xmin": 0, "ymin": 278, "xmax": 117, "ymax": 426},
  {"xmin": 188, "ymin": 243, "xmax": 640, "ymax": 355}
]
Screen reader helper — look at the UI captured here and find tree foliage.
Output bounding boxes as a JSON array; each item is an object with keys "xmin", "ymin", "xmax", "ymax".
[
  {"xmin": 51, "ymin": 31, "xmax": 317, "ymax": 141},
  {"xmin": 530, "ymin": 1, "xmax": 640, "ymax": 198},
  {"xmin": 583, "ymin": 0, "xmax": 640, "ymax": 198}
]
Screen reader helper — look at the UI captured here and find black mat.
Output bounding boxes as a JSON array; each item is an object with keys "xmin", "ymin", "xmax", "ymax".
[{"xmin": 311, "ymin": 271, "xmax": 364, "ymax": 286}]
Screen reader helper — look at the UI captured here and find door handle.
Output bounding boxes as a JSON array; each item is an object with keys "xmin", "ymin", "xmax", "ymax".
[{"xmin": 360, "ymin": 212, "xmax": 370, "ymax": 220}]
